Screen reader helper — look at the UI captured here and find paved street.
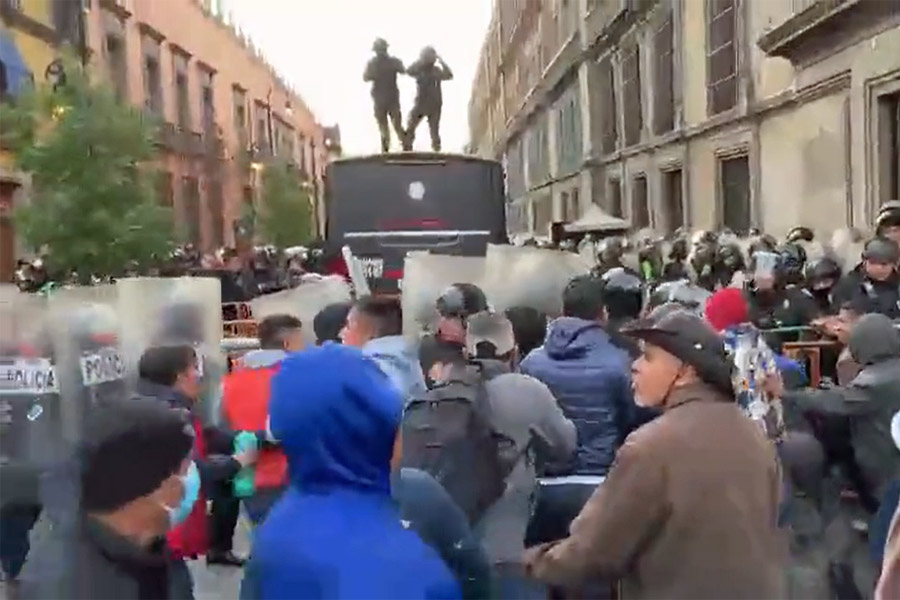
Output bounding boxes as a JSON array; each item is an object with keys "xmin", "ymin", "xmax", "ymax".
[{"xmin": 190, "ymin": 517, "xmax": 252, "ymax": 600}]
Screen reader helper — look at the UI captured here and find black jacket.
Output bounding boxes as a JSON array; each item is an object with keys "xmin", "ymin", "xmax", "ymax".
[
  {"xmin": 19, "ymin": 516, "xmax": 170, "ymax": 599},
  {"xmin": 135, "ymin": 380, "xmax": 240, "ymax": 490},
  {"xmin": 832, "ymin": 265, "xmax": 900, "ymax": 319}
]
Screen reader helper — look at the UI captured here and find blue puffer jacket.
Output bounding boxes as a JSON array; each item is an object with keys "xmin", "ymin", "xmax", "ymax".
[{"xmin": 520, "ymin": 317, "xmax": 633, "ymax": 476}]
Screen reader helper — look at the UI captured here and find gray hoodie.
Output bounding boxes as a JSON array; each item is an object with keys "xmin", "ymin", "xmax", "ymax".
[
  {"xmin": 475, "ymin": 360, "xmax": 577, "ymax": 566},
  {"xmin": 362, "ymin": 335, "xmax": 427, "ymax": 402},
  {"xmin": 785, "ymin": 313, "xmax": 900, "ymax": 498}
]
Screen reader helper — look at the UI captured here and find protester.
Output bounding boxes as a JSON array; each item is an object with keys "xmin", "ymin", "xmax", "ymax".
[
  {"xmin": 312, "ymin": 301, "xmax": 352, "ymax": 345},
  {"xmin": 242, "ymin": 344, "xmax": 459, "ymax": 599},
  {"xmin": 423, "ymin": 311, "xmax": 576, "ymax": 599},
  {"xmin": 341, "ymin": 295, "xmax": 426, "ymax": 401},
  {"xmin": 783, "ymin": 313, "xmax": 900, "ymax": 506},
  {"xmin": 137, "ymin": 345, "xmax": 255, "ymax": 599},
  {"xmin": 19, "ymin": 397, "xmax": 196, "ymax": 599},
  {"xmin": 504, "ymin": 306, "xmax": 547, "ymax": 359},
  {"xmin": 521, "ymin": 275, "xmax": 634, "ymax": 476},
  {"xmin": 875, "ymin": 411, "xmax": 900, "ymax": 600},
  {"xmin": 392, "ymin": 468, "xmax": 493, "ymax": 599},
  {"xmin": 222, "ymin": 315, "xmax": 303, "ymax": 526},
  {"xmin": 525, "ymin": 311, "xmax": 785, "ymax": 598}
]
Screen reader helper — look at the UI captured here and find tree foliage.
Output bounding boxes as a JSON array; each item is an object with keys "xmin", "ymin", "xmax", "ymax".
[
  {"xmin": 256, "ymin": 159, "xmax": 314, "ymax": 249},
  {"xmin": 0, "ymin": 55, "xmax": 174, "ymax": 281}
]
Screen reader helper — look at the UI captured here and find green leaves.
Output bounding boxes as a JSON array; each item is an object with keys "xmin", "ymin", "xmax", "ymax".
[
  {"xmin": 0, "ymin": 54, "xmax": 174, "ymax": 280},
  {"xmin": 256, "ymin": 160, "xmax": 314, "ymax": 250}
]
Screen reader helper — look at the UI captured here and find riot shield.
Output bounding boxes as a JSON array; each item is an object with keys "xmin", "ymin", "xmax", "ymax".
[
  {"xmin": 400, "ymin": 252, "xmax": 487, "ymax": 335},
  {"xmin": 250, "ymin": 276, "xmax": 352, "ymax": 346},
  {"xmin": 482, "ymin": 244, "xmax": 592, "ymax": 316},
  {"xmin": 0, "ymin": 290, "xmax": 56, "ymax": 507},
  {"xmin": 116, "ymin": 277, "xmax": 224, "ymax": 425}
]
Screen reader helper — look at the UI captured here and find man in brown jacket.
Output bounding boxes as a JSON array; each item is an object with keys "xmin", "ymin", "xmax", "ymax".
[{"xmin": 524, "ymin": 311, "xmax": 786, "ymax": 599}]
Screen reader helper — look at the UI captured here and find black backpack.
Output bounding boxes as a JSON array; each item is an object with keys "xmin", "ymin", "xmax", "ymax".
[{"xmin": 400, "ymin": 362, "xmax": 516, "ymax": 525}]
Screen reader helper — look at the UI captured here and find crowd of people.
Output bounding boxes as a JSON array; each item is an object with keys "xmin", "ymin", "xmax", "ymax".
[{"xmin": 5, "ymin": 203, "xmax": 900, "ymax": 599}]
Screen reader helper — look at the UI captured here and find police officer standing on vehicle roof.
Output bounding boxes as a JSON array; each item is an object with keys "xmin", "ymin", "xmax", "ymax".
[
  {"xmin": 832, "ymin": 237, "xmax": 900, "ymax": 319},
  {"xmin": 364, "ymin": 38, "xmax": 406, "ymax": 153},
  {"xmin": 403, "ymin": 46, "xmax": 453, "ymax": 152}
]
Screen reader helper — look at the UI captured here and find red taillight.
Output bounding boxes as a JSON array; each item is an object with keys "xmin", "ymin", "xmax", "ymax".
[
  {"xmin": 378, "ymin": 218, "xmax": 446, "ymax": 230},
  {"xmin": 384, "ymin": 268, "xmax": 403, "ymax": 280},
  {"xmin": 325, "ymin": 255, "xmax": 349, "ymax": 277}
]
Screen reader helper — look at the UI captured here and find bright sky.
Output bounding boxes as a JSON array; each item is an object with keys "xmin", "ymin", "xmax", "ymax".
[{"xmin": 224, "ymin": 0, "xmax": 493, "ymax": 156}]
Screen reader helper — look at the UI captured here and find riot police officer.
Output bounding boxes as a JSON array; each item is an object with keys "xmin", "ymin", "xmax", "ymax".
[
  {"xmin": 803, "ymin": 256, "xmax": 842, "ymax": 315},
  {"xmin": 745, "ymin": 250, "xmax": 818, "ymax": 351},
  {"xmin": 832, "ymin": 237, "xmax": 900, "ymax": 319}
]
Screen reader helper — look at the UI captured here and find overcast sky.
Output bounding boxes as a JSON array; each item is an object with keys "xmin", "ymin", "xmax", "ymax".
[{"xmin": 224, "ymin": 0, "xmax": 492, "ymax": 155}]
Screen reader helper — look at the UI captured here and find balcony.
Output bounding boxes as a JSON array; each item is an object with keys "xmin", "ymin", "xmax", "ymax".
[{"xmin": 758, "ymin": 0, "xmax": 900, "ymax": 66}]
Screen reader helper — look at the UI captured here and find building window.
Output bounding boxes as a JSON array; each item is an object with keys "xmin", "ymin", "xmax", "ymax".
[
  {"xmin": 105, "ymin": 34, "xmax": 128, "ymax": 101},
  {"xmin": 507, "ymin": 136, "xmax": 526, "ymax": 199},
  {"xmin": 173, "ymin": 52, "xmax": 191, "ymax": 130},
  {"xmin": 198, "ymin": 66, "xmax": 215, "ymax": 135},
  {"xmin": 608, "ymin": 178, "xmax": 623, "ymax": 218},
  {"xmin": 662, "ymin": 168, "xmax": 684, "ymax": 232},
  {"xmin": 533, "ymin": 194, "xmax": 553, "ymax": 237},
  {"xmin": 622, "ymin": 41, "xmax": 643, "ymax": 147},
  {"xmin": 631, "ymin": 175, "xmax": 650, "ymax": 229},
  {"xmin": 653, "ymin": 8, "xmax": 675, "ymax": 135},
  {"xmin": 182, "ymin": 176, "xmax": 201, "ymax": 245},
  {"xmin": 720, "ymin": 154, "xmax": 751, "ymax": 233},
  {"xmin": 255, "ymin": 101, "xmax": 269, "ymax": 154},
  {"xmin": 569, "ymin": 187, "xmax": 580, "ymax": 220},
  {"xmin": 527, "ymin": 116, "xmax": 550, "ymax": 187},
  {"xmin": 560, "ymin": 191, "xmax": 570, "ymax": 222},
  {"xmin": 706, "ymin": 0, "xmax": 738, "ymax": 116},
  {"xmin": 232, "ymin": 86, "xmax": 247, "ymax": 150},
  {"xmin": 141, "ymin": 34, "xmax": 163, "ymax": 117},
  {"xmin": 596, "ymin": 56, "xmax": 618, "ymax": 155},
  {"xmin": 156, "ymin": 171, "xmax": 173, "ymax": 207},
  {"xmin": 878, "ymin": 92, "xmax": 900, "ymax": 204}
]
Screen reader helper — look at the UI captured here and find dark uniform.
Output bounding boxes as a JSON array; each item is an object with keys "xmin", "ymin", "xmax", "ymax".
[
  {"xmin": 364, "ymin": 39, "xmax": 405, "ymax": 153},
  {"xmin": 403, "ymin": 47, "xmax": 452, "ymax": 152},
  {"xmin": 832, "ymin": 238, "xmax": 900, "ymax": 319}
]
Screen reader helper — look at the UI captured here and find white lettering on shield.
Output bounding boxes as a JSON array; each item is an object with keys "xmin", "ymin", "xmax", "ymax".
[
  {"xmin": 79, "ymin": 347, "xmax": 126, "ymax": 386},
  {"xmin": 0, "ymin": 358, "xmax": 58, "ymax": 396}
]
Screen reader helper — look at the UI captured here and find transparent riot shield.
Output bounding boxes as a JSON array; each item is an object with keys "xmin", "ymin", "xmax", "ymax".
[
  {"xmin": 116, "ymin": 277, "xmax": 224, "ymax": 425},
  {"xmin": 0, "ymin": 289, "xmax": 56, "ymax": 508},
  {"xmin": 482, "ymin": 244, "xmax": 592, "ymax": 316},
  {"xmin": 250, "ymin": 276, "xmax": 352, "ymax": 346},
  {"xmin": 400, "ymin": 252, "xmax": 487, "ymax": 336},
  {"xmin": 41, "ymin": 286, "xmax": 130, "ymax": 526}
]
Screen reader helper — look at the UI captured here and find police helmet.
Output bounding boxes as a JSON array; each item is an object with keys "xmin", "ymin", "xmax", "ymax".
[
  {"xmin": 804, "ymin": 256, "xmax": 841, "ymax": 289},
  {"xmin": 647, "ymin": 280, "xmax": 711, "ymax": 316},
  {"xmin": 786, "ymin": 226, "xmax": 815, "ymax": 244},
  {"xmin": 862, "ymin": 237, "xmax": 900, "ymax": 265},
  {"xmin": 716, "ymin": 243, "xmax": 746, "ymax": 272},
  {"xmin": 435, "ymin": 283, "xmax": 489, "ymax": 319},
  {"xmin": 876, "ymin": 201, "xmax": 900, "ymax": 231}
]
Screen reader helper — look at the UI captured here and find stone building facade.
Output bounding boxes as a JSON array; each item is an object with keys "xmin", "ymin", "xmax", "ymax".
[
  {"xmin": 468, "ymin": 0, "xmax": 900, "ymax": 240},
  {"xmin": 82, "ymin": 0, "xmax": 333, "ymax": 250},
  {"xmin": 1, "ymin": 0, "xmax": 84, "ymax": 281}
]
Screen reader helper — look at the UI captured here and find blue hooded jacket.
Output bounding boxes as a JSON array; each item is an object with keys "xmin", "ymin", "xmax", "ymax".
[
  {"xmin": 520, "ymin": 317, "xmax": 633, "ymax": 476},
  {"xmin": 245, "ymin": 344, "xmax": 459, "ymax": 600}
]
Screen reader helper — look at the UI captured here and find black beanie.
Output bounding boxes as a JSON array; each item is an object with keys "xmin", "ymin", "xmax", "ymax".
[
  {"xmin": 313, "ymin": 302, "xmax": 352, "ymax": 345},
  {"xmin": 80, "ymin": 396, "xmax": 195, "ymax": 513}
]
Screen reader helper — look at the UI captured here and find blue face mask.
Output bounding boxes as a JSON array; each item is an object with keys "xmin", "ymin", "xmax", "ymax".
[{"xmin": 162, "ymin": 461, "xmax": 200, "ymax": 528}]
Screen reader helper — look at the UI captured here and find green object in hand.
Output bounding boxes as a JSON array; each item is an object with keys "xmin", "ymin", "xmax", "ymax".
[
  {"xmin": 232, "ymin": 431, "xmax": 258, "ymax": 499},
  {"xmin": 641, "ymin": 261, "xmax": 654, "ymax": 280}
]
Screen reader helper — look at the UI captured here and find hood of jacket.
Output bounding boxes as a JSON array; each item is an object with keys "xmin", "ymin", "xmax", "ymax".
[
  {"xmin": 362, "ymin": 335, "xmax": 426, "ymax": 399},
  {"xmin": 269, "ymin": 344, "xmax": 402, "ymax": 495},
  {"xmin": 239, "ymin": 348, "xmax": 289, "ymax": 369},
  {"xmin": 543, "ymin": 317, "xmax": 616, "ymax": 360},
  {"xmin": 135, "ymin": 379, "xmax": 192, "ymax": 412},
  {"xmin": 849, "ymin": 313, "xmax": 900, "ymax": 366}
]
